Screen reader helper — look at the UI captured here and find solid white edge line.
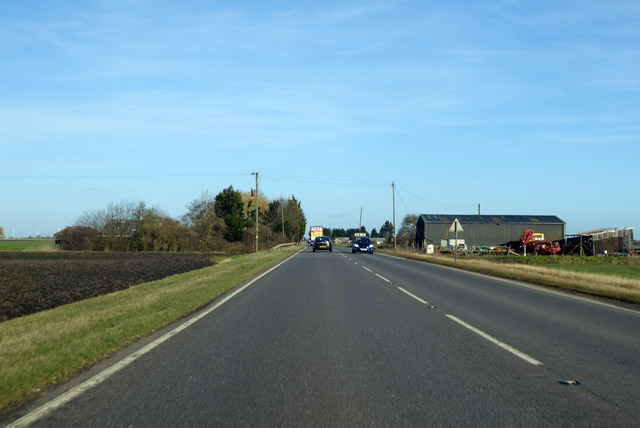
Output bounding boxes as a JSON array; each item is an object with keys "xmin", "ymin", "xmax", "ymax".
[
  {"xmin": 375, "ymin": 273, "xmax": 391, "ymax": 283},
  {"xmin": 397, "ymin": 287, "xmax": 428, "ymax": 304},
  {"xmin": 6, "ymin": 251, "xmax": 301, "ymax": 428},
  {"xmin": 446, "ymin": 314, "xmax": 543, "ymax": 366}
]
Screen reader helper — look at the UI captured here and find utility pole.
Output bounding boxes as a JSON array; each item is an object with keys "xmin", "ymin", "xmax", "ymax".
[
  {"xmin": 281, "ymin": 199, "xmax": 285, "ymax": 237},
  {"xmin": 392, "ymin": 181, "xmax": 396, "ymax": 252},
  {"xmin": 359, "ymin": 207, "xmax": 363, "ymax": 232},
  {"xmin": 294, "ymin": 202, "xmax": 300, "ymax": 244},
  {"xmin": 454, "ymin": 221, "xmax": 458, "ymax": 263},
  {"xmin": 252, "ymin": 172, "xmax": 259, "ymax": 254}
]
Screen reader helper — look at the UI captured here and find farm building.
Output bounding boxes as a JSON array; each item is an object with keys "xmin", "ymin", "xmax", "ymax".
[
  {"xmin": 563, "ymin": 228, "xmax": 635, "ymax": 256},
  {"xmin": 416, "ymin": 214, "xmax": 566, "ymax": 249},
  {"xmin": 54, "ymin": 226, "xmax": 101, "ymax": 251}
]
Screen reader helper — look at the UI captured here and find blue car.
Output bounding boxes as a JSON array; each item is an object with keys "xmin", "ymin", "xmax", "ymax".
[{"xmin": 352, "ymin": 237, "xmax": 374, "ymax": 254}]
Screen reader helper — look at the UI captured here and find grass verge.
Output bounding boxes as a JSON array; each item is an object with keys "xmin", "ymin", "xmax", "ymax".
[
  {"xmin": 379, "ymin": 249, "xmax": 640, "ymax": 305},
  {"xmin": 543, "ymin": 264, "xmax": 640, "ymax": 281},
  {"xmin": 0, "ymin": 245, "xmax": 301, "ymax": 415}
]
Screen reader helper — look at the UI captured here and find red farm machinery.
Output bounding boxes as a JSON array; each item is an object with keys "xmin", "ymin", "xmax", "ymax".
[{"xmin": 520, "ymin": 229, "xmax": 562, "ymax": 256}]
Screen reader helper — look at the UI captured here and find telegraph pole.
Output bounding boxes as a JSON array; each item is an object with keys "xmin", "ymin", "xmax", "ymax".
[
  {"xmin": 359, "ymin": 207, "xmax": 363, "ymax": 232},
  {"xmin": 454, "ymin": 221, "xmax": 458, "ymax": 263},
  {"xmin": 252, "ymin": 172, "xmax": 259, "ymax": 254},
  {"xmin": 392, "ymin": 181, "xmax": 396, "ymax": 252}
]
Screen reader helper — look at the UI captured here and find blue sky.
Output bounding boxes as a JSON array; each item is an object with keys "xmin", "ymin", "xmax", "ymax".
[{"xmin": 1, "ymin": 0, "xmax": 638, "ymax": 238}]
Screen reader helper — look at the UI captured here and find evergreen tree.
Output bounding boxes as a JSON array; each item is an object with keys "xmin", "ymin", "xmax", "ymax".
[
  {"xmin": 379, "ymin": 220, "xmax": 394, "ymax": 241},
  {"xmin": 215, "ymin": 186, "xmax": 246, "ymax": 242}
]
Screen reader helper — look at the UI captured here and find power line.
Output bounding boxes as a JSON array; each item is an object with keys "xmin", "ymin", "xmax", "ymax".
[
  {"xmin": 2, "ymin": 172, "xmax": 390, "ymax": 187},
  {"xmin": 395, "ymin": 184, "xmax": 476, "ymax": 209},
  {"xmin": 261, "ymin": 173, "xmax": 389, "ymax": 186},
  {"xmin": 396, "ymin": 183, "xmax": 408, "ymax": 211},
  {"xmin": 0, "ymin": 173, "xmax": 250, "ymax": 179}
]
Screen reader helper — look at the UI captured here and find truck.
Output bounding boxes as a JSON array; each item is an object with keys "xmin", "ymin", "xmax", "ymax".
[{"xmin": 309, "ymin": 226, "xmax": 323, "ymax": 245}]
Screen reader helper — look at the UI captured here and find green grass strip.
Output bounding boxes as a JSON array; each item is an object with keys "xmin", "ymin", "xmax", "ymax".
[
  {"xmin": 0, "ymin": 240, "xmax": 55, "ymax": 252},
  {"xmin": 0, "ymin": 246, "xmax": 301, "ymax": 415}
]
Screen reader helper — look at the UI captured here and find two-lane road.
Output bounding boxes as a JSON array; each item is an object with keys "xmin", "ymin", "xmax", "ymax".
[{"xmin": 6, "ymin": 246, "xmax": 640, "ymax": 427}]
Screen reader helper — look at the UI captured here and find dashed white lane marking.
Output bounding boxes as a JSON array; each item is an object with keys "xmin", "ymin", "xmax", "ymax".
[
  {"xmin": 378, "ymin": 251, "xmax": 640, "ymax": 316},
  {"xmin": 375, "ymin": 273, "xmax": 391, "ymax": 284},
  {"xmin": 397, "ymin": 287, "xmax": 428, "ymax": 304},
  {"xmin": 349, "ymin": 251, "xmax": 544, "ymax": 366},
  {"xmin": 6, "ymin": 252, "xmax": 301, "ymax": 428},
  {"xmin": 446, "ymin": 314, "xmax": 543, "ymax": 366}
]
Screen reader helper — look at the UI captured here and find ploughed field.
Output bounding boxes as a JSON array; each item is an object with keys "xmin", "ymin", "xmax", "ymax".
[{"xmin": 0, "ymin": 252, "xmax": 217, "ymax": 321}]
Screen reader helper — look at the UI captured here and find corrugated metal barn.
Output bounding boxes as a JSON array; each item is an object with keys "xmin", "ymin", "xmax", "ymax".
[{"xmin": 416, "ymin": 214, "xmax": 566, "ymax": 248}]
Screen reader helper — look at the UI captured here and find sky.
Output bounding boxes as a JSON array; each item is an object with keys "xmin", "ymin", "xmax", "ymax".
[{"xmin": 1, "ymin": 0, "xmax": 639, "ymax": 238}]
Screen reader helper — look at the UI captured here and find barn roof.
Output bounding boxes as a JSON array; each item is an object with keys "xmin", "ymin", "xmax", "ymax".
[{"xmin": 418, "ymin": 214, "xmax": 565, "ymax": 224}]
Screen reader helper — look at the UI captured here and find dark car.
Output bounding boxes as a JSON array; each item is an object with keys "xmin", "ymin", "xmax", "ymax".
[
  {"xmin": 352, "ymin": 236, "xmax": 374, "ymax": 254},
  {"xmin": 313, "ymin": 236, "xmax": 332, "ymax": 252}
]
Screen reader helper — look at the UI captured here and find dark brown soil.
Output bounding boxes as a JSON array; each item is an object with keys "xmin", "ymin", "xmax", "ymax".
[{"xmin": 0, "ymin": 252, "xmax": 217, "ymax": 321}]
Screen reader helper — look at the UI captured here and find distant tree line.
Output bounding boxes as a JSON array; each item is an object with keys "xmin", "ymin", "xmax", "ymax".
[
  {"xmin": 323, "ymin": 226, "xmax": 369, "ymax": 241},
  {"xmin": 56, "ymin": 186, "xmax": 307, "ymax": 252},
  {"xmin": 322, "ymin": 215, "xmax": 418, "ymax": 246}
]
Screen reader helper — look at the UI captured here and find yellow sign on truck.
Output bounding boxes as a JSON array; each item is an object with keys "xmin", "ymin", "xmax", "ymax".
[{"xmin": 310, "ymin": 226, "xmax": 323, "ymax": 243}]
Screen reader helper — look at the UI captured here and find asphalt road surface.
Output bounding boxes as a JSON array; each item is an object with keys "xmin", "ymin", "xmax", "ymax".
[{"xmin": 6, "ymin": 246, "xmax": 640, "ymax": 427}]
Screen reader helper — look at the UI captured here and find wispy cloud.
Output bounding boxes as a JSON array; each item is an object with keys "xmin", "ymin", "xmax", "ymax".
[
  {"xmin": 312, "ymin": 3, "xmax": 392, "ymax": 24},
  {"xmin": 588, "ymin": 78, "xmax": 640, "ymax": 92},
  {"xmin": 539, "ymin": 132, "xmax": 640, "ymax": 146},
  {"xmin": 1, "ymin": 1, "xmax": 639, "ymax": 236}
]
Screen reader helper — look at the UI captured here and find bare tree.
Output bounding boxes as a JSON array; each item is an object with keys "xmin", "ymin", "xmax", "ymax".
[
  {"xmin": 398, "ymin": 214, "xmax": 419, "ymax": 239},
  {"xmin": 182, "ymin": 191, "xmax": 224, "ymax": 249},
  {"xmin": 75, "ymin": 200, "xmax": 161, "ymax": 250}
]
